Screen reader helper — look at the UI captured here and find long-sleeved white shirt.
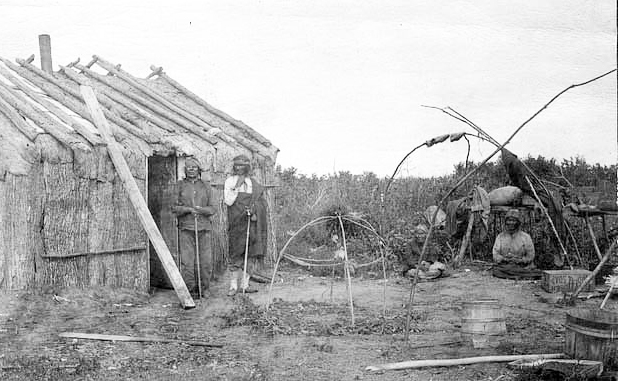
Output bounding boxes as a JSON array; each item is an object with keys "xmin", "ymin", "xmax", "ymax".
[{"xmin": 224, "ymin": 175, "xmax": 253, "ymax": 206}]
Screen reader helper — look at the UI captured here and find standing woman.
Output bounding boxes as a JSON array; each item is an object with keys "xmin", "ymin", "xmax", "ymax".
[
  {"xmin": 171, "ymin": 157, "xmax": 216, "ymax": 297},
  {"xmin": 224, "ymin": 155, "xmax": 268, "ymax": 296}
]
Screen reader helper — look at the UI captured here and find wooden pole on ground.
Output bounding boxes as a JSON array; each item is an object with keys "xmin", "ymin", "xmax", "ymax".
[
  {"xmin": 59, "ymin": 332, "xmax": 222, "ymax": 347},
  {"xmin": 80, "ymin": 85, "xmax": 195, "ymax": 309},
  {"xmin": 366, "ymin": 353, "xmax": 565, "ymax": 371}
]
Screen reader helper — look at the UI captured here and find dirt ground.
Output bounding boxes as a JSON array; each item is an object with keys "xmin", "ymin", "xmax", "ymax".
[{"xmin": 1, "ymin": 263, "xmax": 617, "ymax": 381}]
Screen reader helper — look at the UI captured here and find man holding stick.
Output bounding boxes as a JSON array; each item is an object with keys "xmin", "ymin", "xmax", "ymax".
[
  {"xmin": 172, "ymin": 157, "xmax": 216, "ymax": 298},
  {"xmin": 224, "ymin": 155, "xmax": 267, "ymax": 296}
]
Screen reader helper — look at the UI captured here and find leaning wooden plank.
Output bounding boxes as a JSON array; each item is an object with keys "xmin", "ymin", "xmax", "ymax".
[
  {"xmin": 80, "ymin": 85, "xmax": 195, "ymax": 309},
  {"xmin": 59, "ymin": 332, "xmax": 223, "ymax": 348},
  {"xmin": 569, "ymin": 238, "xmax": 617, "ymax": 302},
  {"xmin": 365, "ymin": 353, "xmax": 566, "ymax": 371}
]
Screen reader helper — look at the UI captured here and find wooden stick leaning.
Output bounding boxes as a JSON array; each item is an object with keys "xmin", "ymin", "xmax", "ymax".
[
  {"xmin": 600, "ymin": 280, "xmax": 616, "ymax": 309},
  {"xmin": 337, "ymin": 214, "xmax": 355, "ymax": 326},
  {"xmin": 366, "ymin": 354, "xmax": 565, "ymax": 371},
  {"xmin": 80, "ymin": 85, "xmax": 195, "ymax": 309},
  {"xmin": 585, "ymin": 216, "xmax": 604, "ymax": 261},
  {"xmin": 525, "ymin": 176, "xmax": 571, "ymax": 268},
  {"xmin": 59, "ymin": 332, "xmax": 222, "ymax": 348},
  {"xmin": 568, "ymin": 239, "xmax": 617, "ymax": 302},
  {"xmin": 403, "ymin": 68, "xmax": 616, "ymax": 341},
  {"xmin": 453, "ymin": 211, "xmax": 475, "ymax": 266}
]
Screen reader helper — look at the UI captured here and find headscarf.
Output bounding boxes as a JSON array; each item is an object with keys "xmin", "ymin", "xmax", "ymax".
[
  {"xmin": 233, "ymin": 155, "xmax": 251, "ymax": 167},
  {"xmin": 505, "ymin": 209, "xmax": 522, "ymax": 224},
  {"xmin": 185, "ymin": 157, "xmax": 202, "ymax": 171}
]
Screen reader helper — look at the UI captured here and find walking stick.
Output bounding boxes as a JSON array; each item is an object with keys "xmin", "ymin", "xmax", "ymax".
[
  {"xmin": 175, "ymin": 218, "xmax": 181, "ymax": 273},
  {"xmin": 242, "ymin": 209, "xmax": 251, "ymax": 294},
  {"xmin": 194, "ymin": 215, "xmax": 202, "ymax": 299}
]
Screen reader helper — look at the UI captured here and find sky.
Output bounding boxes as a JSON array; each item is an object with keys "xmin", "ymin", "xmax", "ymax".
[{"xmin": 1, "ymin": 0, "xmax": 616, "ymax": 177}]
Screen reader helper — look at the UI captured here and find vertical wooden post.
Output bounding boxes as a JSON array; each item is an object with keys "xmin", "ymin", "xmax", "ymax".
[
  {"xmin": 38, "ymin": 34, "xmax": 53, "ymax": 74},
  {"xmin": 80, "ymin": 85, "xmax": 195, "ymax": 309}
]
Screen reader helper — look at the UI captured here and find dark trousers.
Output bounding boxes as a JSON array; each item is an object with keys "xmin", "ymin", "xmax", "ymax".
[{"xmin": 179, "ymin": 229, "xmax": 212, "ymax": 291}]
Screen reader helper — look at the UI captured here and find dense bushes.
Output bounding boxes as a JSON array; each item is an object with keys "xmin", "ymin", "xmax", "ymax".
[{"xmin": 273, "ymin": 156, "xmax": 616, "ymax": 274}]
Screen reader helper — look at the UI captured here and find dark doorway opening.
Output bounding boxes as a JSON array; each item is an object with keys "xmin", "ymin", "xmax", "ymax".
[{"xmin": 147, "ymin": 155, "xmax": 178, "ymax": 289}]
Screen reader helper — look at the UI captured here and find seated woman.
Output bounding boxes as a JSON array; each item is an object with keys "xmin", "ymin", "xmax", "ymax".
[{"xmin": 492, "ymin": 209, "xmax": 542, "ymax": 279}]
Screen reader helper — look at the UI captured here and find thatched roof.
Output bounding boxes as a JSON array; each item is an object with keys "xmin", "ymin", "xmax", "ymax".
[{"xmin": 0, "ymin": 54, "xmax": 278, "ymax": 179}]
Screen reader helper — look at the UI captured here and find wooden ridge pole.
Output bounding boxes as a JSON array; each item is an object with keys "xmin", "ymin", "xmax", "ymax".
[{"xmin": 80, "ymin": 85, "xmax": 195, "ymax": 309}]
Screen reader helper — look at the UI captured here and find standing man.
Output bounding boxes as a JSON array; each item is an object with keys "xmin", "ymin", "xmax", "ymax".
[
  {"xmin": 224, "ymin": 154, "xmax": 267, "ymax": 296},
  {"xmin": 172, "ymin": 157, "xmax": 216, "ymax": 297}
]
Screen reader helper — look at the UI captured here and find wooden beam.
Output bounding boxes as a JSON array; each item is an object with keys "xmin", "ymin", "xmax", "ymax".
[
  {"xmin": 366, "ymin": 353, "xmax": 566, "ymax": 371},
  {"xmin": 59, "ymin": 332, "xmax": 223, "ymax": 347},
  {"xmin": 80, "ymin": 85, "xmax": 195, "ymax": 309}
]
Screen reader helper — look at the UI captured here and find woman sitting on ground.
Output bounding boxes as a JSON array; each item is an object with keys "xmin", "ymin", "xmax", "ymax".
[{"xmin": 492, "ymin": 209, "xmax": 542, "ymax": 279}]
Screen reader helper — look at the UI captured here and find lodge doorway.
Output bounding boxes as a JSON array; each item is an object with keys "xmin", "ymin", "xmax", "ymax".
[{"xmin": 147, "ymin": 155, "xmax": 178, "ymax": 288}]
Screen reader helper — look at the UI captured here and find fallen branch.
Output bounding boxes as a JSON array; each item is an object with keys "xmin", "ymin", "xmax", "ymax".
[
  {"xmin": 365, "ymin": 353, "xmax": 565, "ymax": 371},
  {"xmin": 59, "ymin": 332, "xmax": 223, "ymax": 348}
]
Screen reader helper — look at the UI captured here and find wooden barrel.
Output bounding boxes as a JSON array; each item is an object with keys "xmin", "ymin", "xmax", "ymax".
[
  {"xmin": 461, "ymin": 299, "xmax": 506, "ymax": 348},
  {"xmin": 565, "ymin": 309, "xmax": 618, "ymax": 368}
]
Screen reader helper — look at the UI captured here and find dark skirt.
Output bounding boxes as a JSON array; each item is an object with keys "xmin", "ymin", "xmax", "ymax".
[{"xmin": 228, "ymin": 192, "xmax": 267, "ymax": 266}]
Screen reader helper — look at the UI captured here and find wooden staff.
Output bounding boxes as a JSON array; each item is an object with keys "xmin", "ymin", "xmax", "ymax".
[
  {"xmin": 194, "ymin": 216, "xmax": 202, "ymax": 299},
  {"xmin": 242, "ymin": 209, "xmax": 251, "ymax": 294}
]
